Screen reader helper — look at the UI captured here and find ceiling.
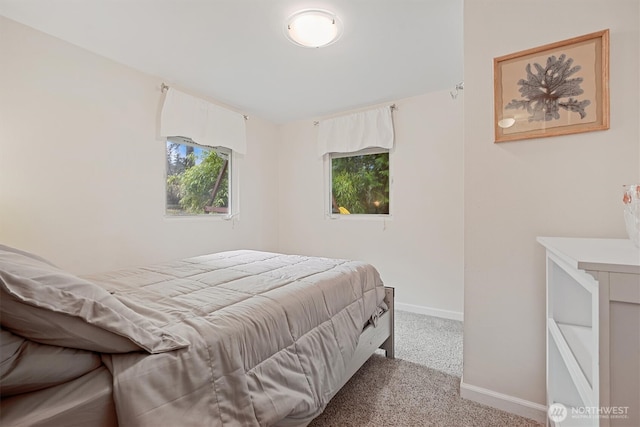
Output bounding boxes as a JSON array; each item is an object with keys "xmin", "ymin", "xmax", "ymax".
[{"xmin": 0, "ymin": 0, "xmax": 463, "ymax": 124}]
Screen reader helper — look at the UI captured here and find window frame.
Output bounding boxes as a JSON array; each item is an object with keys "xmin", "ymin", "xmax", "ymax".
[
  {"xmin": 165, "ymin": 136, "xmax": 234, "ymax": 218},
  {"xmin": 325, "ymin": 147, "xmax": 393, "ymax": 220}
]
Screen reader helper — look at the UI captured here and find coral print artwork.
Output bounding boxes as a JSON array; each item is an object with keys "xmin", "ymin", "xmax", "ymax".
[
  {"xmin": 506, "ymin": 53, "xmax": 591, "ymax": 123},
  {"xmin": 494, "ymin": 30, "xmax": 609, "ymax": 143}
]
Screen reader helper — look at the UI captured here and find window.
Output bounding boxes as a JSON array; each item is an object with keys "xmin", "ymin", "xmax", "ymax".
[
  {"xmin": 165, "ymin": 137, "xmax": 231, "ymax": 216},
  {"xmin": 330, "ymin": 149, "xmax": 390, "ymax": 215}
]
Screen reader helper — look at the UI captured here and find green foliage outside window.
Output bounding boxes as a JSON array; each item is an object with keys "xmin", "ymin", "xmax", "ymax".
[
  {"xmin": 332, "ymin": 152, "xmax": 389, "ymax": 215},
  {"xmin": 166, "ymin": 140, "xmax": 229, "ymax": 215}
]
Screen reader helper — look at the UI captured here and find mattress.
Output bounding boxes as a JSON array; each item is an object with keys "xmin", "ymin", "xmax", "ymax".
[{"xmin": 0, "ymin": 366, "xmax": 116, "ymax": 427}]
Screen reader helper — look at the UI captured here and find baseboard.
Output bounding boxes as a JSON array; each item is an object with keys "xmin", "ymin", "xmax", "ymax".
[
  {"xmin": 459, "ymin": 376, "xmax": 547, "ymax": 424},
  {"xmin": 395, "ymin": 302, "xmax": 464, "ymax": 321}
]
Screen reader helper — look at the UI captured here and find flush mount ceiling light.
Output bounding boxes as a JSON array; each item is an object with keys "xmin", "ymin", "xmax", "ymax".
[{"xmin": 285, "ymin": 9, "xmax": 343, "ymax": 48}]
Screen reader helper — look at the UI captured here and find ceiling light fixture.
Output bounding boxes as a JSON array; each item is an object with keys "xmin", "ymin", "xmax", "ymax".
[{"xmin": 285, "ymin": 9, "xmax": 343, "ymax": 48}]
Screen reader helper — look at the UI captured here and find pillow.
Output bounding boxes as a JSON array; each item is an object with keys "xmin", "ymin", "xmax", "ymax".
[
  {"xmin": 0, "ymin": 245, "xmax": 189, "ymax": 354},
  {"xmin": 0, "ymin": 328, "xmax": 102, "ymax": 396}
]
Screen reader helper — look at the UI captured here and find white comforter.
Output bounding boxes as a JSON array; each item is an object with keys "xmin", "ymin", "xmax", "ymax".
[{"xmin": 84, "ymin": 250, "xmax": 385, "ymax": 427}]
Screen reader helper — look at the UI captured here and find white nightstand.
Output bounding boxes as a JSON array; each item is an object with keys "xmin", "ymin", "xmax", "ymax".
[{"xmin": 538, "ymin": 237, "xmax": 640, "ymax": 427}]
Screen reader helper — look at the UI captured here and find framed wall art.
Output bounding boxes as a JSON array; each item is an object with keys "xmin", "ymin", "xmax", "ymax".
[{"xmin": 494, "ymin": 29, "xmax": 609, "ymax": 143}]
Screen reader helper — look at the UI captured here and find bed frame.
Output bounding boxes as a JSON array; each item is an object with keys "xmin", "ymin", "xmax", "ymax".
[
  {"xmin": 337, "ymin": 286, "xmax": 395, "ymax": 391},
  {"xmin": 294, "ymin": 287, "xmax": 394, "ymax": 426}
]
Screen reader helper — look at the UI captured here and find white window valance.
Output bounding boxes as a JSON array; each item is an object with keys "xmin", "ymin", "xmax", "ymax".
[
  {"xmin": 317, "ymin": 106, "xmax": 394, "ymax": 157},
  {"xmin": 160, "ymin": 88, "xmax": 247, "ymax": 154}
]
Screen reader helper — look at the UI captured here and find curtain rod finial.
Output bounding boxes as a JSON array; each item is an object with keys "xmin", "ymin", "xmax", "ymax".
[{"xmin": 450, "ymin": 82, "xmax": 464, "ymax": 99}]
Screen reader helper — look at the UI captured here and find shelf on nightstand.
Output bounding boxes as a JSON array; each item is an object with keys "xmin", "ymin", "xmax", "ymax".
[
  {"xmin": 548, "ymin": 319, "xmax": 595, "ymax": 408},
  {"xmin": 557, "ymin": 322, "xmax": 593, "ymax": 386}
]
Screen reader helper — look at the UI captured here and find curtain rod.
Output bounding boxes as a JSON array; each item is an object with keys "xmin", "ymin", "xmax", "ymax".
[
  {"xmin": 161, "ymin": 83, "xmax": 248, "ymax": 121},
  {"xmin": 313, "ymin": 104, "xmax": 397, "ymax": 126}
]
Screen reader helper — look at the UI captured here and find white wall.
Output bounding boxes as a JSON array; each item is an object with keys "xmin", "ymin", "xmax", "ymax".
[
  {"xmin": 462, "ymin": 0, "xmax": 639, "ymax": 417},
  {"xmin": 277, "ymin": 92, "xmax": 464, "ymax": 317},
  {"xmin": 0, "ymin": 16, "xmax": 465, "ymax": 320},
  {"xmin": 0, "ymin": 17, "xmax": 280, "ymax": 274}
]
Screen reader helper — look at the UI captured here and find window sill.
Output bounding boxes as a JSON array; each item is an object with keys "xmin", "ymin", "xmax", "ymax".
[
  {"xmin": 164, "ymin": 214, "xmax": 233, "ymax": 221},
  {"xmin": 327, "ymin": 214, "xmax": 392, "ymax": 221}
]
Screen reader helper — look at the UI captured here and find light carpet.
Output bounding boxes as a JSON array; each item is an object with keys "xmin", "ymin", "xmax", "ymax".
[{"xmin": 308, "ymin": 310, "xmax": 542, "ymax": 427}]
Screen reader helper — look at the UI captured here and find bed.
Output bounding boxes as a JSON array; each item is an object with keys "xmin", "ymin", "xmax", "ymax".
[{"xmin": 0, "ymin": 245, "xmax": 394, "ymax": 426}]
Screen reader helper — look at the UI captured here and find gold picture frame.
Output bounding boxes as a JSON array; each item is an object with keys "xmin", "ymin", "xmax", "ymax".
[{"xmin": 494, "ymin": 29, "xmax": 609, "ymax": 143}]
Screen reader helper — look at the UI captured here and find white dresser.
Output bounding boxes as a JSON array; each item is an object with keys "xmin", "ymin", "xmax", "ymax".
[{"xmin": 538, "ymin": 237, "xmax": 640, "ymax": 427}]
